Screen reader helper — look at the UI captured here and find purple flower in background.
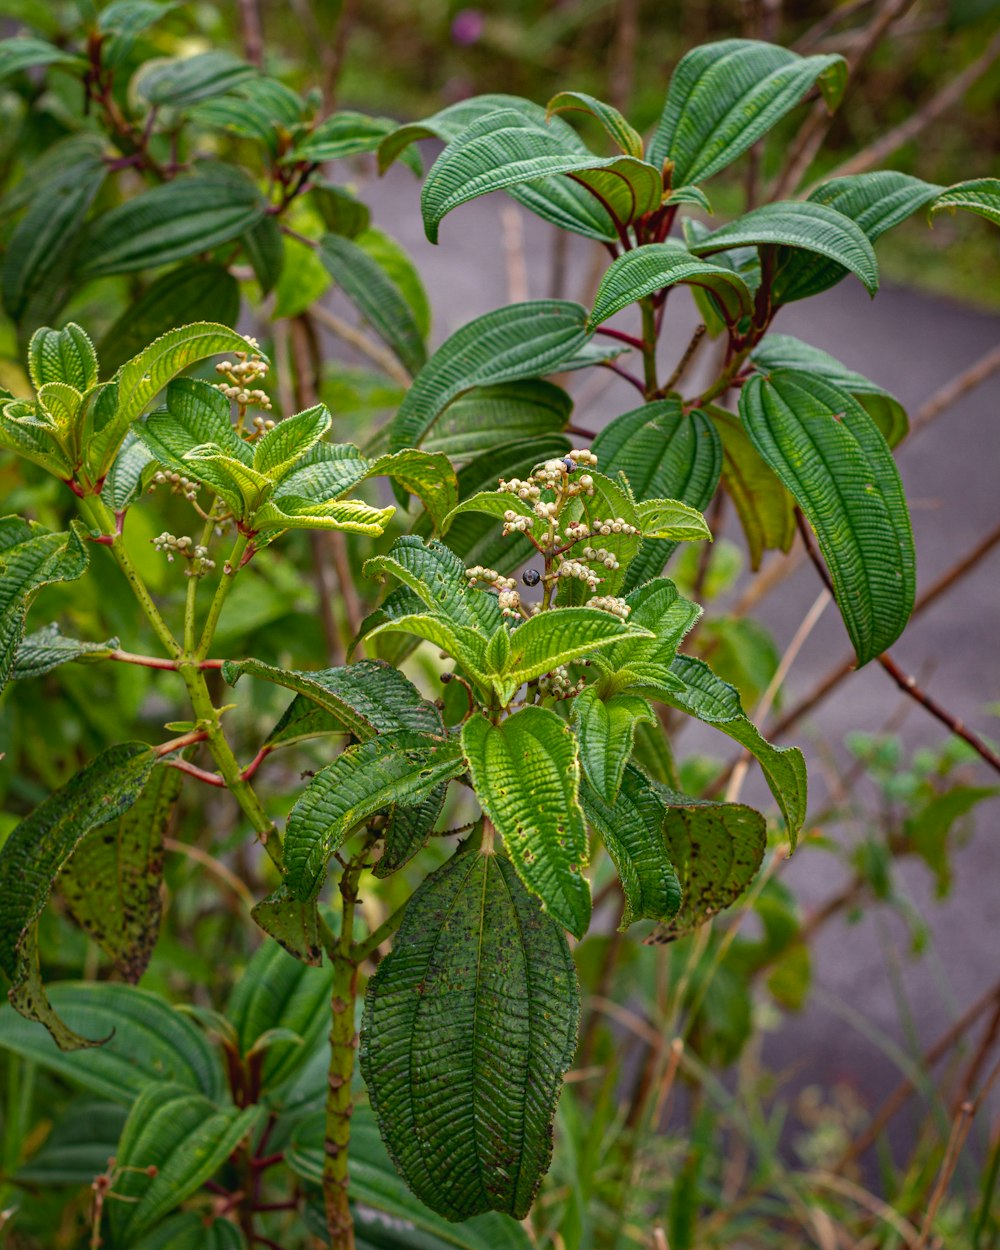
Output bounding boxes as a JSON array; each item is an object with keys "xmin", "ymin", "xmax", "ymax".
[{"xmin": 451, "ymin": 8, "xmax": 485, "ymax": 46}]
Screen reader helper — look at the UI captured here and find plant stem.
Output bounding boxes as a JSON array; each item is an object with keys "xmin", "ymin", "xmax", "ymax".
[
  {"xmin": 197, "ymin": 532, "xmax": 250, "ymax": 659},
  {"xmin": 639, "ymin": 297, "xmax": 659, "ymax": 397}
]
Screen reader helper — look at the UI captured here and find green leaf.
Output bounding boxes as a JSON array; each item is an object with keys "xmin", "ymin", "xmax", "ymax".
[
  {"xmin": 101, "ymin": 430, "xmax": 157, "ymax": 513},
  {"xmin": 223, "ymin": 656, "xmax": 445, "ymax": 739},
  {"xmin": 666, "ymin": 654, "xmax": 808, "ymax": 844},
  {"xmin": 132, "ymin": 1212, "xmax": 247, "ymax": 1250},
  {"xmin": 361, "ymin": 613, "xmax": 492, "ymax": 686},
  {"xmin": 422, "ymin": 380, "xmax": 571, "ymax": 459},
  {"xmin": 227, "ymin": 939, "xmax": 333, "ymax": 1092},
  {"xmin": 375, "ymin": 784, "xmax": 449, "ymax": 880},
  {"xmin": 378, "ymin": 94, "xmax": 618, "ymax": 243},
  {"xmin": 591, "ymin": 399, "xmax": 722, "ymax": 590},
  {"xmin": 0, "ymin": 518, "xmax": 89, "ymax": 695},
  {"xmin": 691, "ymin": 201, "xmax": 879, "ymax": 296},
  {"xmin": 28, "ymin": 323, "xmax": 98, "ymax": 392},
  {"xmin": 95, "ymin": 322, "xmax": 255, "ymax": 477},
  {"xmin": 108, "ymin": 1083, "xmax": 262, "ymax": 1243},
  {"xmin": 16, "ymin": 1098, "xmax": 127, "ymax": 1187},
  {"xmin": 546, "ymin": 90, "xmax": 645, "ymax": 158},
  {"xmin": 286, "ymin": 733, "xmax": 466, "ymax": 899},
  {"xmin": 739, "ymin": 369, "xmax": 915, "ymax": 665},
  {"xmin": 421, "ymin": 109, "xmax": 661, "ymax": 242},
  {"xmin": 647, "ymin": 786, "xmax": 767, "ymax": 940},
  {"xmin": 580, "ymin": 765, "xmax": 682, "ymax": 926},
  {"xmin": 360, "ymin": 848, "xmax": 580, "ymax": 1220},
  {"xmin": 0, "ymin": 982, "xmax": 225, "ymax": 1102},
  {"xmin": 0, "ymin": 743, "xmax": 156, "ymax": 1047},
  {"xmin": 462, "ymin": 707, "xmax": 591, "ymax": 937},
  {"xmin": 79, "ymin": 168, "xmax": 266, "ymax": 279},
  {"xmin": 99, "ymin": 1, "xmax": 178, "ymax": 67},
  {"xmin": 320, "ymin": 233, "xmax": 427, "ymax": 376},
  {"xmin": 0, "ymin": 36, "xmax": 82, "ymax": 80},
  {"xmin": 58, "ymin": 766, "xmax": 181, "ymax": 984},
  {"xmin": 360, "ymin": 449, "xmax": 459, "ymax": 532},
  {"xmin": 188, "ymin": 75, "xmax": 304, "ymax": 151},
  {"xmin": 285, "ymin": 110, "xmax": 417, "ymax": 166},
  {"xmin": 648, "ymin": 39, "xmax": 846, "ymax": 185},
  {"xmin": 555, "ymin": 470, "xmax": 641, "ymax": 604},
  {"xmin": 931, "ymin": 177, "xmax": 1000, "ymax": 228},
  {"xmin": 250, "ymin": 883, "xmax": 323, "ymax": 967},
  {"xmin": 751, "ymin": 335, "xmax": 908, "ymax": 446},
  {"xmin": 590, "ymin": 243, "xmax": 752, "ymax": 328},
  {"xmin": 2, "ymin": 156, "xmax": 105, "ymax": 325},
  {"xmin": 137, "ymin": 51, "xmax": 256, "ymax": 108},
  {"xmin": 597, "ymin": 576, "xmax": 701, "ymax": 693},
  {"xmin": 11, "ymin": 624, "xmax": 117, "ymax": 679},
  {"xmin": 572, "ymin": 687, "xmax": 655, "ymax": 803},
  {"xmin": 97, "ymin": 263, "xmax": 241, "ymax": 376},
  {"xmin": 637, "ymin": 498, "xmax": 712, "ymax": 542},
  {"xmin": 706, "ymin": 404, "xmax": 795, "ymax": 569},
  {"xmin": 252, "ymin": 493, "xmax": 395, "ymax": 539},
  {"xmin": 242, "ymin": 212, "xmax": 285, "ymax": 295},
  {"xmin": 0, "ymin": 403, "xmax": 73, "ymax": 478},
  {"xmin": 253, "ymin": 404, "xmax": 330, "ymax": 479},
  {"xmin": 390, "ymin": 301, "xmax": 590, "ymax": 454},
  {"xmin": 363, "ymin": 536, "xmax": 505, "ymax": 636},
  {"xmin": 312, "ymin": 182, "xmax": 372, "ymax": 239}
]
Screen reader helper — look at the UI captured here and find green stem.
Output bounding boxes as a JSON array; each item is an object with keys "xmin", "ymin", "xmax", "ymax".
[
  {"xmin": 353, "ymin": 901, "xmax": 407, "ymax": 963},
  {"xmin": 184, "ymin": 509, "xmax": 219, "ymax": 654},
  {"xmin": 640, "ymin": 297, "xmax": 659, "ymax": 398},
  {"xmin": 197, "ymin": 531, "xmax": 250, "ymax": 659}
]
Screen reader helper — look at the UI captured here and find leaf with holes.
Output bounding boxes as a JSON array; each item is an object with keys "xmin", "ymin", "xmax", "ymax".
[
  {"xmin": 360, "ymin": 848, "xmax": 580, "ymax": 1219},
  {"xmin": 739, "ymin": 369, "xmax": 915, "ymax": 665},
  {"xmin": 462, "ymin": 707, "xmax": 591, "ymax": 937}
]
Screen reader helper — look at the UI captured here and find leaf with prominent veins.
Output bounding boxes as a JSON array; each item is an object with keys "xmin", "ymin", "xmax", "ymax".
[
  {"xmin": 572, "ymin": 687, "xmax": 656, "ymax": 803},
  {"xmin": 590, "ymin": 243, "xmax": 753, "ymax": 328}
]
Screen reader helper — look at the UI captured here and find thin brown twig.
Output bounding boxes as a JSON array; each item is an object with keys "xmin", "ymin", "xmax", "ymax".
[
  {"xmin": 793, "ymin": 0, "xmax": 873, "ymax": 52},
  {"xmin": 663, "ymin": 323, "xmax": 707, "ymax": 394},
  {"xmin": 163, "ymin": 837, "xmax": 255, "ymax": 909},
  {"xmin": 309, "ymin": 302, "xmax": 411, "ymax": 389},
  {"xmin": 910, "ymin": 344, "xmax": 1000, "ymax": 438},
  {"xmin": 322, "ymin": 0, "xmax": 361, "ymax": 109},
  {"xmin": 914, "ymin": 1098, "xmax": 977, "ymax": 1249},
  {"xmin": 238, "ymin": 0, "xmax": 264, "ymax": 67}
]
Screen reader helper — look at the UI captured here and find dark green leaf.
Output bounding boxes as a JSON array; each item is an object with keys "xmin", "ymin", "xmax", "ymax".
[
  {"xmin": 422, "ymin": 380, "xmax": 571, "ymax": 459},
  {"xmin": 137, "ymin": 51, "xmax": 256, "ymax": 108},
  {"xmin": 589, "ymin": 243, "xmax": 752, "ymax": 328},
  {"xmin": 11, "ymin": 624, "xmax": 116, "ymax": 679},
  {"xmin": 132, "ymin": 1212, "xmax": 247, "ymax": 1250},
  {"xmin": 101, "ymin": 430, "xmax": 158, "ymax": 512},
  {"xmin": 242, "ymin": 212, "xmax": 284, "ymax": 294},
  {"xmin": 251, "ymin": 884, "xmax": 323, "ymax": 967},
  {"xmin": 648, "ymin": 39, "xmax": 846, "ymax": 184},
  {"xmin": 285, "ymin": 110, "xmax": 417, "ymax": 167},
  {"xmin": 462, "ymin": 707, "xmax": 591, "ymax": 937},
  {"xmin": 739, "ymin": 369, "xmax": 915, "ymax": 665},
  {"xmin": 931, "ymin": 177, "xmax": 1000, "ymax": 227},
  {"xmin": 596, "ymin": 576, "xmax": 700, "ymax": 692},
  {"xmin": 16, "ymin": 1098, "xmax": 127, "ymax": 1186},
  {"xmin": 375, "ymin": 784, "xmax": 448, "ymax": 880},
  {"xmin": 546, "ymin": 90, "xmax": 644, "ymax": 158},
  {"xmin": 360, "ymin": 849, "xmax": 579, "ymax": 1220},
  {"xmin": 572, "ymin": 686, "xmax": 655, "ymax": 803},
  {"xmin": 363, "ymin": 536, "xmax": 505, "ymax": 636},
  {"xmin": 0, "ymin": 36, "xmax": 81, "ymax": 80},
  {"xmin": 580, "ymin": 765, "xmax": 682, "ymax": 926}
]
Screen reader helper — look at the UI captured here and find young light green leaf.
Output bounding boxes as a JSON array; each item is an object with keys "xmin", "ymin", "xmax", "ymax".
[
  {"xmin": 421, "ymin": 109, "xmax": 661, "ymax": 243},
  {"xmin": 136, "ymin": 51, "xmax": 256, "ymax": 108},
  {"xmin": 0, "ymin": 517, "xmax": 89, "ymax": 695},
  {"xmin": 320, "ymin": 233, "xmax": 427, "ymax": 376},
  {"xmin": 706, "ymin": 405, "xmax": 795, "ymax": 569},
  {"xmin": 360, "ymin": 849, "xmax": 580, "ymax": 1220},
  {"xmin": 0, "ymin": 982, "xmax": 225, "ymax": 1103},
  {"xmin": 361, "ymin": 612, "xmax": 492, "ymax": 687},
  {"xmin": 665, "ymin": 654, "xmax": 808, "ymax": 844},
  {"xmin": 462, "ymin": 707, "xmax": 591, "ymax": 937},
  {"xmin": 647, "ymin": 785, "xmax": 767, "ymax": 940},
  {"xmin": 740, "ymin": 369, "xmax": 915, "ymax": 665},
  {"xmin": 28, "ymin": 323, "xmax": 98, "ymax": 392},
  {"xmin": 364, "ymin": 536, "xmax": 505, "ymax": 635},
  {"xmin": 286, "ymin": 732, "xmax": 466, "ymax": 899},
  {"xmin": 589, "ymin": 242, "xmax": 752, "ymax": 328},
  {"xmin": 690, "ymin": 201, "xmax": 878, "ymax": 296},
  {"xmin": 0, "ymin": 746, "xmax": 157, "ymax": 1048},
  {"xmin": 546, "ymin": 90, "xmax": 645, "ymax": 158},
  {"xmin": 580, "ymin": 765, "xmax": 682, "ymax": 926},
  {"xmin": 101, "ymin": 430, "xmax": 157, "ymax": 513},
  {"xmin": 252, "ymin": 494, "xmax": 394, "ymax": 539},
  {"xmin": 648, "ymin": 39, "xmax": 847, "ymax": 185},
  {"xmin": 58, "ymin": 766, "xmax": 181, "ymax": 984},
  {"xmin": 750, "ymin": 335, "xmax": 908, "ymax": 446},
  {"xmin": 637, "ymin": 498, "xmax": 712, "ymax": 542},
  {"xmin": 931, "ymin": 178, "xmax": 1000, "ymax": 228},
  {"xmin": 359, "ymin": 449, "xmax": 459, "ymax": 532},
  {"xmin": 390, "ymin": 301, "xmax": 591, "ymax": 453},
  {"xmin": 597, "ymin": 576, "xmax": 701, "ymax": 692},
  {"xmin": 422, "ymin": 379, "xmax": 571, "ymax": 459},
  {"xmin": 572, "ymin": 687, "xmax": 655, "ymax": 803},
  {"xmin": 108, "ymin": 1083, "xmax": 262, "ymax": 1243},
  {"xmin": 252, "ymin": 405, "xmax": 331, "ymax": 479}
]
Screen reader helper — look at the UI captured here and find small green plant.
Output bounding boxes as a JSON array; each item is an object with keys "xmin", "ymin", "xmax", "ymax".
[{"xmin": 1, "ymin": 13, "xmax": 999, "ymax": 1250}]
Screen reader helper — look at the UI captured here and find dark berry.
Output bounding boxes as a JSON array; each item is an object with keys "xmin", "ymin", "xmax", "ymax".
[{"xmin": 522, "ymin": 568, "xmax": 541, "ymax": 586}]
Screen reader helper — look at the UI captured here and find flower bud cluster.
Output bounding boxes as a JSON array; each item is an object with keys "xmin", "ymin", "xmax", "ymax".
[
  {"xmin": 502, "ymin": 509, "xmax": 533, "ymax": 536},
  {"xmin": 150, "ymin": 470, "xmax": 199, "ymax": 502},
  {"xmin": 466, "ymin": 565, "xmax": 522, "ymax": 617},
  {"xmin": 558, "ymin": 559, "xmax": 601, "ymax": 591},
  {"xmin": 589, "ymin": 517, "xmax": 639, "ymax": 537},
  {"xmin": 215, "ymin": 339, "xmax": 272, "ymax": 411},
  {"xmin": 499, "ymin": 477, "xmax": 542, "ymax": 502},
  {"xmin": 585, "ymin": 594, "xmax": 631, "ymax": 619},
  {"xmin": 581, "ymin": 546, "xmax": 620, "ymax": 571},
  {"xmin": 152, "ymin": 532, "xmax": 216, "ymax": 577},
  {"xmin": 538, "ymin": 664, "xmax": 586, "ymax": 700}
]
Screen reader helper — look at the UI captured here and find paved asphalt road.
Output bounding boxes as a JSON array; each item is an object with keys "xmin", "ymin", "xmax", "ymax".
[{"xmin": 350, "ymin": 164, "xmax": 1000, "ymax": 1135}]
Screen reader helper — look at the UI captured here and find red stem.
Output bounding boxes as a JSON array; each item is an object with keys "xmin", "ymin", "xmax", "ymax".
[
  {"xmin": 164, "ymin": 758, "xmax": 227, "ymax": 788},
  {"xmin": 595, "ymin": 326, "xmax": 645, "ymax": 351}
]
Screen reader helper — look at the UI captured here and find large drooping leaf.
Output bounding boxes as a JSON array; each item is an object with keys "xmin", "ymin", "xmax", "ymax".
[
  {"xmin": 224, "ymin": 657, "xmax": 444, "ymax": 739},
  {"xmin": 750, "ymin": 335, "xmax": 908, "ymax": 446},
  {"xmin": 58, "ymin": 766, "xmax": 181, "ymax": 984},
  {"xmin": 706, "ymin": 405, "xmax": 795, "ymax": 568},
  {"xmin": 284, "ymin": 110, "xmax": 418, "ymax": 168},
  {"xmin": 97, "ymin": 263, "xmax": 241, "ymax": 376},
  {"xmin": 0, "ymin": 982, "xmax": 225, "ymax": 1102},
  {"xmin": 690, "ymin": 201, "xmax": 879, "ymax": 296},
  {"xmin": 0, "ymin": 744, "xmax": 156, "ymax": 1047},
  {"xmin": 572, "ymin": 687, "xmax": 656, "ymax": 803},
  {"xmin": 108, "ymin": 1082, "xmax": 262, "ymax": 1244},
  {"xmin": 389, "ymin": 301, "xmax": 591, "ymax": 454},
  {"xmin": 11, "ymin": 624, "xmax": 117, "ymax": 679},
  {"xmin": 360, "ymin": 849, "xmax": 580, "ymax": 1220},
  {"xmin": 462, "ymin": 707, "xmax": 591, "ymax": 937},
  {"xmin": 648, "ymin": 39, "xmax": 846, "ymax": 185},
  {"xmin": 98, "ymin": 1, "xmax": 179, "ymax": 67},
  {"xmin": 78, "ymin": 168, "xmax": 266, "ymax": 279},
  {"xmin": 354, "ymin": 226, "xmax": 432, "ymax": 338},
  {"xmin": 242, "ymin": 212, "xmax": 285, "ymax": 294},
  {"xmin": 589, "ymin": 243, "xmax": 753, "ymax": 328},
  {"xmin": 421, "ymin": 380, "xmax": 572, "ymax": 459},
  {"xmin": 420, "ymin": 109, "xmax": 662, "ymax": 242},
  {"xmin": 591, "ymin": 399, "xmax": 722, "ymax": 590},
  {"xmin": 286, "ymin": 732, "xmax": 466, "ymax": 899},
  {"xmin": 580, "ymin": 765, "xmax": 682, "ymax": 927},
  {"xmin": 132, "ymin": 1212, "xmax": 248, "ymax": 1250},
  {"xmin": 226, "ymin": 939, "xmax": 333, "ymax": 1093},
  {"xmin": 288, "ymin": 1108, "xmax": 535, "ymax": 1249},
  {"xmin": 931, "ymin": 177, "xmax": 1000, "ymax": 228},
  {"xmin": 378, "ymin": 93, "xmax": 619, "ymax": 243},
  {"xmin": 665, "ymin": 654, "xmax": 808, "ymax": 845},
  {"xmin": 320, "ymin": 233, "xmax": 427, "ymax": 376},
  {"xmin": 546, "ymin": 90, "xmax": 644, "ymax": 158},
  {"xmin": 739, "ymin": 369, "xmax": 915, "ymax": 665},
  {"xmin": 136, "ymin": 50, "xmax": 256, "ymax": 108},
  {"xmin": 0, "ymin": 517, "xmax": 89, "ymax": 695}
]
